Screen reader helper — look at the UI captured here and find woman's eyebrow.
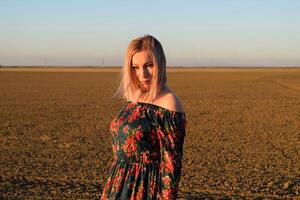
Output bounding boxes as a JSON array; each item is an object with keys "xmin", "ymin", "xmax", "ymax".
[{"xmin": 144, "ymin": 61, "xmax": 153, "ymax": 65}]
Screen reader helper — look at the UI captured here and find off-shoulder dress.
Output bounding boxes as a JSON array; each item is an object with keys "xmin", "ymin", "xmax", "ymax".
[{"xmin": 101, "ymin": 101, "xmax": 186, "ymax": 200}]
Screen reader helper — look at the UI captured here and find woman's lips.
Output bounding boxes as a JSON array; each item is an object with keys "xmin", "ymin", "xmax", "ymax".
[{"xmin": 142, "ymin": 80, "xmax": 151, "ymax": 84}]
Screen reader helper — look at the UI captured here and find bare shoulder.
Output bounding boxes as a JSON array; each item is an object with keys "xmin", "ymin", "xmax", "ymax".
[{"xmin": 155, "ymin": 89, "xmax": 184, "ymax": 113}]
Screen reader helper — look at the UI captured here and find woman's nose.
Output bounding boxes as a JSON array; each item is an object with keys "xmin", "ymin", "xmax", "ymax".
[{"xmin": 141, "ymin": 68, "xmax": 150, "ymax": 77}]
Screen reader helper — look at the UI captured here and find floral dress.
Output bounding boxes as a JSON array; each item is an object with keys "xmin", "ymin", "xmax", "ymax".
[{"xmin": 101, "ymin": 101, "xmax": 186, "ymax": 200}]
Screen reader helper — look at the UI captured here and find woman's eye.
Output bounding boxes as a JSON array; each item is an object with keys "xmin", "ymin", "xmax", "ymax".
[
  {"xmin": 132, "ymin": 66, "xmax": 138, "ymax": 70},
  {"xmin": 147, "ymin": 64, "xmax": 153, "ymax": 68}
]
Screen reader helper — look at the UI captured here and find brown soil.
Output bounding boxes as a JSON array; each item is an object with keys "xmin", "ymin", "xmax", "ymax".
[{"xmin": 0, "ymin": 67, "xmax": 299, "ymax": 199}]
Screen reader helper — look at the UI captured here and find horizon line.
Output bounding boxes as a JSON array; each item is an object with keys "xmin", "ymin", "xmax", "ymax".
[{"xmin": 1, "ymin": 65, "xmax": 300, "ymax": 68}]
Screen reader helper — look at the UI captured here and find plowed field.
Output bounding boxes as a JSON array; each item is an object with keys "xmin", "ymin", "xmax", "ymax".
[{"xmin": 0, "ymin": 67, "xmax": 299, "ymax": 199}]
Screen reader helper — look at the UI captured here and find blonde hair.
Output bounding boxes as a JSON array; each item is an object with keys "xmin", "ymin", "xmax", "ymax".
[{"xmin": 114, "ymin": 35, "xmax": 167, "ymax": 103}]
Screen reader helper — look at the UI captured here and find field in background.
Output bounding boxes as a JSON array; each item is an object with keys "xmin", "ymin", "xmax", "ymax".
[{"xmin": 0, "ymin": 67, "xmax": 299, "ymax": 199}]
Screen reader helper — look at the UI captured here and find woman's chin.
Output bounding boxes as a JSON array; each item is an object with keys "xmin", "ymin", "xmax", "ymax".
[{"xmin": 141, "ymin": 86, "xmax": 150, "ymax": 92}]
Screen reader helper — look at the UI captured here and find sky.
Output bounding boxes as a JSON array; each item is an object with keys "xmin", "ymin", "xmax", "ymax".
[{"xmin": 0, "ymin": 0, "xmax": 300, "ymax": 67}]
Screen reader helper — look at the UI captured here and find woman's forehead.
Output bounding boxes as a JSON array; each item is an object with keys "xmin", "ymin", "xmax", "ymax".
[{"xmin": 132, "ymin": 51, "xmax": 153, "ymax": 62}]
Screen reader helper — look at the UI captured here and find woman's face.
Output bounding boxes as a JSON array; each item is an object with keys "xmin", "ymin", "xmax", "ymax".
[{"xmin": 131, "ymin": 51, "xmax": 154, "ymax": 91}]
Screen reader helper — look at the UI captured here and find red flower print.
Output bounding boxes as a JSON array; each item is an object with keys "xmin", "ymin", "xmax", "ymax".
[
  {"xmin": 156, "ymin": 129, "xmax": 164, "ymax": 144},
  {"xmin": 126, "ymin": 103, "xmax": 134, "ymax": 111},
  {"xmin": 162, "ymin": 175, "xmax": 171, "ymax": 186},
  {"xmin": 135, "ymin": 130, "xmax": 143, "ymax": 141},
  {"xmin": 155, "ymin": 109, "xmax": 160, "ymax": 118},
  {"xmin": 110, "ymin": 120, "xmax": 119, "ymax": 134},
  {"xmin": 161, "ymin": 188, "xmax": 172, "ymax": 199},
  {"xmin": 163, "ymin": 151, "xmax": 175, "ymax": 173},
  {"xmin": 123, "ymin": 136, "xmax": 137, "ymax": 157},
  {"xmin": 112, "ymin": 144, "xmax": 118, "ymax": 153},
  {"xmin": 101, "ymin": 176, "xmax": 112, "ymax": 197},
  {"xmin": 136, "ymin": 181, "xmax": 144, "ymax": 199},
  {"xmin": 168, "ymin": 132, "xmax": 176, "ymax": 148},
  {"xmin": 149, "ymin": 179, "xmax": 156, "ymax": 197},
  {"xmin": 123, "ymin": 125, "xmax": 129, "ymax": 134},
  {"xmin": 150, "ymin": 130, "xmax": 158, "ymax": 146},
  {"xmin": 128, "ymin": 106, "xmax": 142, "ymax": 123},
  {"xmin": 128, "ymin": 182, "xmax": 134, "ymax": 190},
  {"xmin": 119, "ymin": 116, "xmax": 125, "ymax": 125},
  {"xmin": 142, "ymin": 151, "xmax": 150, "ymax": 164},
  {"xmin": 110, "ymin": 120, "xmax": 115, "ymax": 131},
  {"xmin": 111, "ymin": 168, "xmax": 126, "ymax": 192}
]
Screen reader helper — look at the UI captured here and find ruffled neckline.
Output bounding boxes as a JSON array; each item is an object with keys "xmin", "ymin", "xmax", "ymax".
[{"xmin": 127, "ymin": 101, "xmax": 186, "ymax": 115}]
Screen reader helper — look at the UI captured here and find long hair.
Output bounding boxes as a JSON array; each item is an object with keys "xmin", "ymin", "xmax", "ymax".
[{"xmin": 113, "ymin": 35, "xmax": 167, "ymax": 103}]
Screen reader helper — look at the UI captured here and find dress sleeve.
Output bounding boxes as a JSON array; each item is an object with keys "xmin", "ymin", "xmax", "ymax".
[{"xmin": 155, "ymin": 110, "xmax": 187, "ymax": 200}]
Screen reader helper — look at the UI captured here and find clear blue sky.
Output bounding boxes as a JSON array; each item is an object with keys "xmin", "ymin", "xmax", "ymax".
[{"xmin": 1, "ymin": 0, "xmax": 300, "ymax": 66}]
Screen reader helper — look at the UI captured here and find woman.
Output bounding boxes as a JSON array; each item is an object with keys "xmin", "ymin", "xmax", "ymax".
[{"xmin": 101, "ymin": 35, "xmax": 186, "ymax": 200}]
